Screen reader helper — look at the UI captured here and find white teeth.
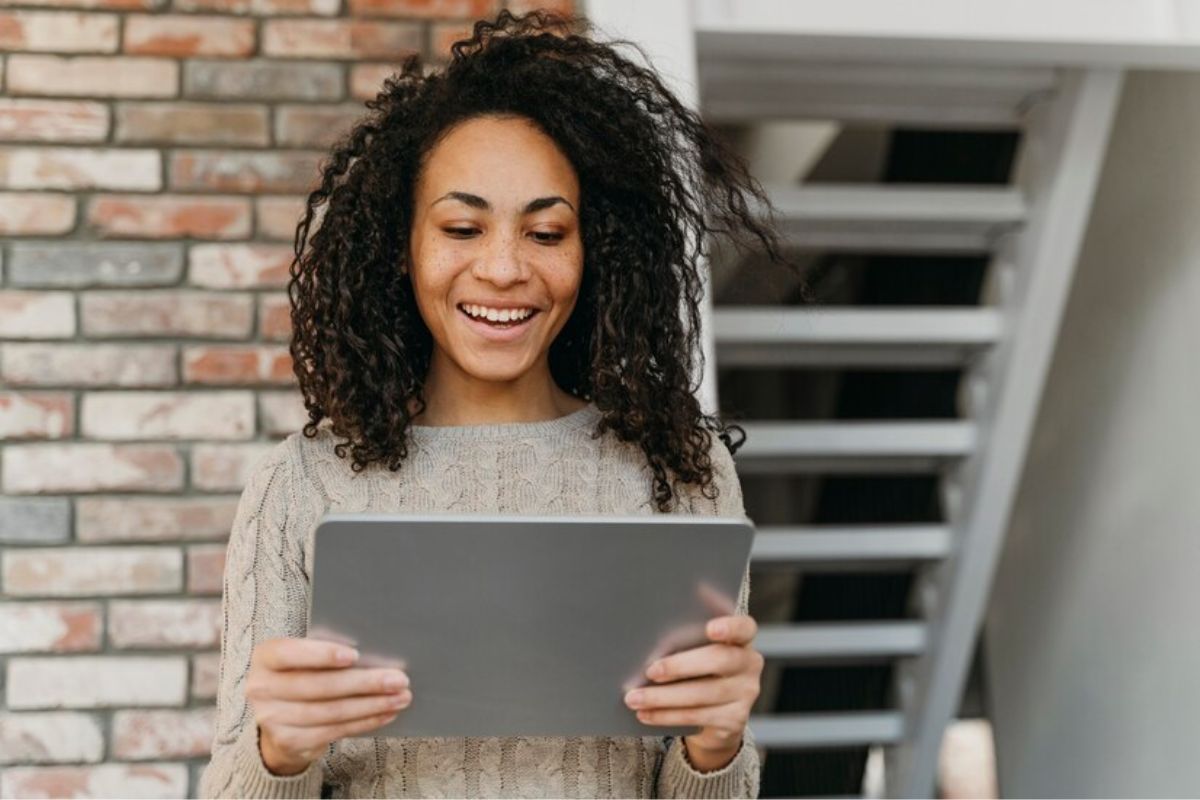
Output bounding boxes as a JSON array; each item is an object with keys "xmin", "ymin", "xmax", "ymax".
[{"xmin": 461, "ymin": 304, "xmax": 534, "ymax": 323}]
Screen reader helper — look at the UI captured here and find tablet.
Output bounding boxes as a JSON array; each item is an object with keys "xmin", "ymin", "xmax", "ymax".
[{"xmin": 306, "ymin": 512, "xmax": 754, "ymax": 738}]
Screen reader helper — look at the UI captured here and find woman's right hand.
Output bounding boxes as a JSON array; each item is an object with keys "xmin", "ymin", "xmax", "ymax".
[{"xmin": 246, "ymin": 637, "xmax": 412, "ymax": 776}]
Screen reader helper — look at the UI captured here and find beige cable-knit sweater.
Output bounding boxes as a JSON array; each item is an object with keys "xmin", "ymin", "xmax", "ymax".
[{"xmin": 197, "ymin": 401, "xmax": 760, "ymax": 799}]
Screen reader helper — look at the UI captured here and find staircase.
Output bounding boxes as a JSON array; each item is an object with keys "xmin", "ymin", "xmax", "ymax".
[{"xmin": 583, "ymin": 1, "xmax": 1125, "ymax": 796}]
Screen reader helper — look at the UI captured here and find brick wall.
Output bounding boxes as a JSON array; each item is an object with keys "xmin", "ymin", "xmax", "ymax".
[{"xmin": 0, "ymin": 0, "xmax": 571, "ymax": 796}]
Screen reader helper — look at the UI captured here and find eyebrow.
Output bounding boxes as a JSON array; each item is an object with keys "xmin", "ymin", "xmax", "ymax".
[{"xmin": 431, "ymin": 191, "xmax": 575, "ymax": 214}]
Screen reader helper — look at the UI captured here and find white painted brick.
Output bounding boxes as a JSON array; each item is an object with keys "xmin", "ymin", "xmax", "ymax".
[
  {"xmin": 2, "ymin": 546, "xmax": 182, "ymax": 596},
  {"xmin": 7, "ymin": 656, "xmax": 188, "ymax": 709},
  {"xmin": 81, "ymin": 391, "xmax": 254, "ymax": 440},
  {"xmin": 0, "ymin": 711, "xmax": 104, "ymax": 764}
]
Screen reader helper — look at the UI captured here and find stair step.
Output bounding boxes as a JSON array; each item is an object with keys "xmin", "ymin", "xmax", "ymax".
[
  {"xmin": 715, "ymin": 307, "xmax": 1002, "ymax": 367},
  {"xmin": 699, "ymin": 59, "xmax": 1057, "ymax": 128},
  {"xmin": 758, "ymin": 184, "xmax": 1026, "ymax": 253},
  {"xmin": 734, "ymin": 421, "xmax": 975, "ymax": 473},
  {"xmin": 749, "ymin": 711, "xmax": 905, "ymax": 748},
  {"xmin": 757, "ymin": 622, "xmax": 927, "ymax": 660},
  {"xmin": 752, "ymin": 525, "xmax": 952, "ymax": 565}
]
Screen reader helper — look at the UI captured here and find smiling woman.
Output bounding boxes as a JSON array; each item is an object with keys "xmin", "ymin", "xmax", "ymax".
[
  {"xmin": 198, "ymin": 8, "xmax": 796, "ymax": 800},
  {"xmin": 405, "ymin": 116, "xmax": 587, "ymax": 411}
]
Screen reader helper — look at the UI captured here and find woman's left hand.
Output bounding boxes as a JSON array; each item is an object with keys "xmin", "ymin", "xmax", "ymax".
[{"xmin": 623, "ymin": 614, "xmax": 764, "ymax": 770}]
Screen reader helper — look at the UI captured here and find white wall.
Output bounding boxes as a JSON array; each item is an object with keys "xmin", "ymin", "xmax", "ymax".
[{"xmin": 985, "ymin": 69, "xmax": 1200, "ymax": 796}]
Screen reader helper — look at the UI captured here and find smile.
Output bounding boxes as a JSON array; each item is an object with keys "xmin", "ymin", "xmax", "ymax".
[{"xmin": 456, "ymin": 303, "xmax": 541, "ymax": 340}]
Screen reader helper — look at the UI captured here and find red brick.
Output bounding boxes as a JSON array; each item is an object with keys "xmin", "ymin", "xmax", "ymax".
[
  {"xmin": 0, "ymin": 343, "xmax": 177, "ymax": 387},
  {"xmin": 174, "ymin": 0, "xmax": 336, "ymax": 13},
  {"xmin": 170, "ymin": 149, "xmax": 322, "ymax": 193},
  {"xmin": 111, "ymin": 708, "xmax": 215, "ymax": 760},
  {"xmin": 256, "ymin": 194, "xmax": 322, "ymax": 240},
  {"xmin": 0, "ymin": 10, "xmax": 118, "ymax": 52},
  {"xmin": 109, "ymin": 599, "xmax": 220, "ymax": 648},
  {"xmin": 76, "ymin": 496, "xmax": 238, "ymax": 543},
  {"xmin": 81, "ymin": 290, "xmax": 253, "ymax": 338},
  {"xmin": 190, "ymin": 652, "xmax": 220, "ymax": 700},
  {"xmin": 115, "ymin": 102, "xmax": 268, "ymax": 146},
  {"xmin": 275, "ymin": 103, "xmax": 366, "ymax": 148},
  {"xmin": 347, "ymin": 0, "xmax": 497, "ymax": 17},
  {"xmin": 0, "ymin": 99, "xmax": 108, "ymax": 142},
  {"xmin": 184, "ymin": 59, "xmax": 343, "ymax": 101},
  {"xmin": 87, "ymin": 193, "xmax": 251, "ymax": 239},
  {"xmin": 0, "ymin": 763, "xmax": 188, "ymax": 798},
  {"xmin": 123, "ymin": 14, "xmax": 255, "ymax": 57},
  {"xmin": 0, "ymin": 0, "xmax": 161, "ymax": 8},
  {"xmin": 258, "ymin": 292, "xmax": 293, "ymax": 341},
  {"xmin": 262, "ymin": 18, "xmax": 420, "ymax": 59},
  {"xmin": 432, "ymin": 19, "xmax": 476, "ymax": 59},
  {"xmin": 258, "ymin": 390, "xmax": 307, "ymax": 436},
  {"xmin": 0, "ymin": 291, "xmax": 75, "ymax": 339},
  {"xmin": 0, "ymin": 146, "xmax": 160, "ymax": 191},
  {"xmin": 3, "ymin": 546, "xmax": 182, "ymax": 596},
  {"xmin": 0, "ymin": 192, "xmax": 75, "ymax": 235},
  {"xmin": 506, "ymin": 0, "xmax": 573, "ymax": 13},
  {"xmin": 188, "ymin": 242, "xmax": 291, "ymax": 288},
  {"xmin": 182, "ymin": 345, "xmax": 294, "ymax": 385},
  {"xmin": 190, "ymin": 442, "xmax": 275, "ymax": 491},
  {"xmin": 0, "ymin": 602, "xmax": 102, "ymax": 654},
  {"xmin": 186, "ymin": 544, "xmax": 226, "ymax": 594},
  {"xmin": 7, "ymin": 54, "xmax": 178, "ymax": 98},
  {"xmin": 81, "ymin": 390, "xmax": 255, "ymax": 440},
  {"xmin": 2, "ymin": 443, "xmax": 184, "ymax": 493},
  {"xmin": 349, "ymin": 61, "xmax": 403, "ymax": 101},
  {"xmin": 0, "ymin": 392, "xmax": 73, "ymax": 439}
]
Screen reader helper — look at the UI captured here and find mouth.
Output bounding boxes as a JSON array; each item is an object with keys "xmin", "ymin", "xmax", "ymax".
[{"xmin": 456, "ymin": 303, "xmax": 541, "ymax": 340}]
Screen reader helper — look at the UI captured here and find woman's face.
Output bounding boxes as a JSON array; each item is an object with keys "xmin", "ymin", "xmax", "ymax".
[{"xmin": 408, "ymin": 115, "xmax": 584, "ymax": 386}]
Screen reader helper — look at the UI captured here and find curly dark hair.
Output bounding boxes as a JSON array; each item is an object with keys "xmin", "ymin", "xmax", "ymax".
[{"xmin": 288, "ymin": 7, "xmax": 794, "ymax": 512}]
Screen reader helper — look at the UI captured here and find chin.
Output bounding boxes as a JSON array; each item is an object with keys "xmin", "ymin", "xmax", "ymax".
[{"xmin": 460, "ymin": 358, "xmax": 534, "ymax": 384}]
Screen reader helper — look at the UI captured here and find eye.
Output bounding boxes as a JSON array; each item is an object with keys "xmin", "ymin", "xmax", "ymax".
[
  {"xmin": 442, "ymin": 226, "xmax": 478, "ymax": 238},
  {"xmin": 530, "ymin": 231, "xmax": 564, "ymax": 245}
]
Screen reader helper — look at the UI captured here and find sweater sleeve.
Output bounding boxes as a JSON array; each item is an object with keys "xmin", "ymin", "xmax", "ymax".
[
  {"xmin": 197, "ymin": 442, "xmax": 327, "ymax": 800},
  {"xmin": 656, "ymin": 437, "xmax": 761, "ymax": 798}
]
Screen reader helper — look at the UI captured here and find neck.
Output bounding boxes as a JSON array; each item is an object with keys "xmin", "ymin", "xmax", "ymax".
[{"xmin": 413, "ymin": 350, "xmax": 583, "ymax": 426}]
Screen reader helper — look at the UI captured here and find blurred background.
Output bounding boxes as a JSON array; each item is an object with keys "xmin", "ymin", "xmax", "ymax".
[{"xmin": 2, "ymin": 0, "xmax": 1199, "ymax": 797}]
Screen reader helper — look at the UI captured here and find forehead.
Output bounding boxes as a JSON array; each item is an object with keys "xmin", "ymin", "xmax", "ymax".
[{"xmin": 417, "ymin": 115, "xmax": 579, "ymax": 203}]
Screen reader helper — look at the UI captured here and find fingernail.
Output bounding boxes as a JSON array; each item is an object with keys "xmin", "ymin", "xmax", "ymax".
[
  {"xmin": 337, "ymin": 648, "xmax": 359, "ymax": 664},
  {"xmin": 625, "ymin": 690, "xmax": 643, "ymax": 707},
  {"xmin": 646, "ymin": 662, "xmax": 663, "ymax": 680},
  {"xmin": 710, "ymin": 621, "xmax": 727, "ymax": 638},
  {"xmin": 383, "ymin": 673, "xmax": 407, "ymax": 691}
]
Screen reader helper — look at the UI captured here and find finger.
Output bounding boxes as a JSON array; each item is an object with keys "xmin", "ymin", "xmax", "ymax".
[
  {"xmin": 705, "ymin": 614, "xmax": 757, "ymax": 646},
  {"xmin": 625, "ymin": 676, "xmax": 738, "ymax": 711},
  {"xmin": 695, "ymin": 581, "xmax": 736, "ymax": 618},
  {"xmin": 258, "ymin": 637, "xmax": 359, "ymax": 671},
  {"xmin": 275, "ymin": 691, "xmax": 412, "ymax": 728},
  {"xmin": 272, "ymin": 667, "xmax": 409, "ymax": 701},
  {"xmin": 634, "ymin": 700, "xmax": 742, "ymax": 729},
  {"xmin": 646, "ymin": 643, "xmax": 747, "ymax": 683},
  {"xmin": 279, "ymin": 709, "xmax": 401, "ymax": 753}
]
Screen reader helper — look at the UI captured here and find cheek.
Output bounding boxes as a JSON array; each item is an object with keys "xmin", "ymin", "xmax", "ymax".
[
  {"xmin": 545, "ymin": 248, "xmax": 585, "ymax": 305},
  {"xmin": 410, "ymin": 247, "xmax": 461, "ymax": 325}
]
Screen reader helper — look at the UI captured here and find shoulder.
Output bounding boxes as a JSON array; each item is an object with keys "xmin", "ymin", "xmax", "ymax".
[
  {"xmin": 676, "ymin": 432, "xmax": 745, "ymax": 517},
  {"xmin": 235, "ymin": 436, "xmax": 301, "ymax": 517}
]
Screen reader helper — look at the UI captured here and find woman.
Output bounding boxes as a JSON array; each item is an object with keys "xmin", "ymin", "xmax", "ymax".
[{"xmin": 199, "ymin": 9, "xmax": 793, "ymax": 799}]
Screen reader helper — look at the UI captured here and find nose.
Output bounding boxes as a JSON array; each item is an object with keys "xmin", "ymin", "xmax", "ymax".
[{"xmin": 470, "ymin": 228, "xmax": 529, "ymax": 288}]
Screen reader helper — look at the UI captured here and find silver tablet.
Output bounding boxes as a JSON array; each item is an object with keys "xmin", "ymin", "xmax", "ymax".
[{"xmin": 306, "ymin": 512, "xmax": 754, "ymax": 738}]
